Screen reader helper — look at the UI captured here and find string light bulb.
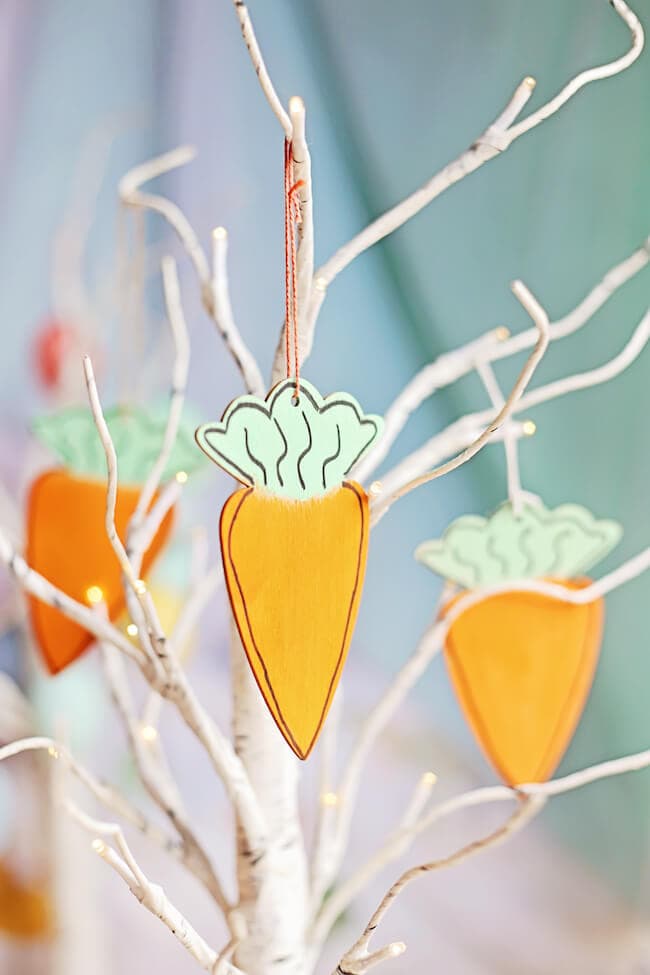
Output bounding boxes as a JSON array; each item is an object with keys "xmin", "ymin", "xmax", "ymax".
[
  {"xmin": 140, "ymin": 724, "xmax": 158, "ymax": 743},
  {"xmin": 134, "ymin": 579, "xmax": 147, "ymax": 596},
  {"xmin": 175, "ymin": 470, "xmax": 188, "ymax": 484},
  {"xmin": 47, "ymin": 745, "xmax": 59, "ymax": 759},
  {"xmin": 213, "ymin": 226, "xmax": 227, "ymax": 241},
  {"xmin": 494, "ymin": 326, "xmax": 510, "ymax": 341},
  {"xmin": 126, "ymin": 623, "xmax": 138, "ymax": 637},
  {"xmin": 85, "ymin": 585, "xmax": 104, "ymax": 605},
  {"xmin": 321, "ymin": 791, "xmax": 339, "ymax": 807},
  {"xmin": 522, "ymin": 420, "xmax": 537, "ymax": 436},
  {"xmin": 524, "ymin": 76, "xmax": 537, "ymax": 90},
  {"xmin": 421, "ymin": 771, "xmax": 437, "ymax": 786},
  {"xmin": 91, "ymin": 839, "xmax": 106, "ymax": 855},
  {"xmin": 369, "ymin": 480, "xmax": 382, "ymax": 497}
]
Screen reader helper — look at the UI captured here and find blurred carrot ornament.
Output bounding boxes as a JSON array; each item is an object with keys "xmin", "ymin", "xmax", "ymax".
[
  {"xmin": 196, "ymin": 379, "xmax": 383, "ymax": 759},
  {"xmin": 416, "ymin": 502, "xmax": 622, "ymax": 785},
  {"xmin": 26, "ymin": 406, "xmax": 202, "ymax": 674},
  {"xmin": 0, "ymin": 858, "xmax": 52, "ymax": 939}
]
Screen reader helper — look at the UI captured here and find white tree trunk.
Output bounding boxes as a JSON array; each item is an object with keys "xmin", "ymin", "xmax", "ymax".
[{"xmin": 231, "ymin": 624, "xmax": 309, "ymax": 975}]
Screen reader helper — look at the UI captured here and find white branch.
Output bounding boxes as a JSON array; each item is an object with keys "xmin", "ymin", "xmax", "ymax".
[
  {"xmin": 212, "ymin": 228, "xmax": 265, "ymax": 396},
  {"xmin": 313, "ymin": 540, "xmax": 650, "ymax": 944},
  {"xmin": 101, "ymin": 642, "xmax": 231, "ymax": 913},
  {"xmin": 0, "ymin": 736, "xmax": 180, "ymax": 857},
  {"xmin": 333, "ymin": 797, "xmax": 545, "ymax": 973},
  {"xmin": 230, "ymin": 0, "xmax": 292, "ymax": 137},
  {"xmin": 63, "ymin": 800, "xmax": 246, "ymax": 975},
  {"xmin": 476, "ymin": 360, "xmax": 528, "ymax": 514},
  {"xmin": 307, "ymin": 0, "xmax": 644, "ymax": 338},
  {"xmin": 371, "ymin": 281, "xmax": 550, "ymax": 521},
  {"xmin": 120, "ymin": 149, "xmax": 263, "ymax": 394},
  {"xmin": 0, "ymin": 529, "xmax": 140, "ymax": 663},
  {"xmin": 308, "ymin": 584, "xmax": 454, "ymax": 920},
  {"xmin": 130, "ymin": 256, "xmax": 190, "ymax": 541},
  {"xmin": 358, "ymin": 240, "xmax": 649, "ymax": 483},
  {"xmin": 379, "ymin": 307, "xmax": 650, "ymax": 501},
  {"xmin": 83, "ymin": 355, "xmax": 141, "ymax": 591}
]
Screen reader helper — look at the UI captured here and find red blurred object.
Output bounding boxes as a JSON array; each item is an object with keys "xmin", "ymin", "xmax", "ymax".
[{"xmin": 32, "ymin": 319, "xmax": 76, "ymax": 390}]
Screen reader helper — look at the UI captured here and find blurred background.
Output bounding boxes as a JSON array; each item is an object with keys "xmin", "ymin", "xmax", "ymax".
[{"xmin": 0, "ymin": 0, "xmax": 649, "ymax": 972}]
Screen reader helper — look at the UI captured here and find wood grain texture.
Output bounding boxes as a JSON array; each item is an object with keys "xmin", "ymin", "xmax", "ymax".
[
  {"xmin": 221, "ymin": 480, "xmax": 369, "ymax": 759},
  {"xmin": 26, "ymin": 469, "xmax": 174, "ymax": 674},
  {"xmin": 443, "ymin": 578, "xmax": 603, "ymax": 785}
]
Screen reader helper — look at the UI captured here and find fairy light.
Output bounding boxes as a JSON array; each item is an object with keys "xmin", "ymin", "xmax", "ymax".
[
  {"xmin": 321, "ymin": 791, "xmax": 339, "ymax": 807},
  {"xmin": 522, "ymin": 420, "xmax": 537, "ymax": 436},
  {"xmin": 421, "ymin": 771, "xmax": 437, "ymax": 787},
  {"xmin": 47, "ymin": 745, "xmax": 59, "ymax": 759},
  {"xmin": 524, "ymin": 76, "xmax": 537, "ymax": 90},
  {"xmin": 91, "ymin": 839, "xmax": 106, "ymax": 855},
  {"xmin": 85, "ymin": 585, "xmax": 104, "ymax": 605},
  {"xmin": 126, "ymin": 623, "xmax": 138, "ymax": 637},
  {"xmin": 313, "ymin": 276, "xmax": 327, "ymax": 293},
  {"xmin": 369, "ymin": 481, "xmax": 382, "ymax": 497},
  {"xmin": 494, "ymin": 326, "xmax": 510, "ymax": 341},
  {"xmin": 389, "ymin": 943, "xmax": 406, "ymax": 958},
  {"xmin": 213, "ymin": 226, "xmax": 228, "ymax": 241},
  {"xmin": 134, "ymin": 579, "xmax": 147, "ymax": 596},
  {"xmin": 140, "ymin": 724, "xmax": 159, "ymax": 744},
  {"xmin": 175, "ymin": 470, "xmax": 188, "ymax": 485}
]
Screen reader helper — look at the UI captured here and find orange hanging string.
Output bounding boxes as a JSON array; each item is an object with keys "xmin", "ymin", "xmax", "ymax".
[{"xmin": 284, "ymin": 139, "xmax": 304, "ymax": 398}]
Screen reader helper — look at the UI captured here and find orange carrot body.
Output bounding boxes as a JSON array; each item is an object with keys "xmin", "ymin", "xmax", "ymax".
[
  {"xmin": 443, "ymin": 578, "xmax": 603, "ymax": 785},
  {"xmin": 0, "ymin": 859, "xmax": 52, "ymax": 939},
  {"xmin": 221, "ymin": 481, "xmax": 368, "ymax": 759},
  {"xmin": 26, "ymin": 469, "xmax": 174, "ymax": 674}
]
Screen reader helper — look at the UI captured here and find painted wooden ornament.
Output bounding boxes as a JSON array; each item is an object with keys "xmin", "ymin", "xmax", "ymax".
[
  {"xmin": 415, "ymin": 502, "xmax": 622, "ymax": 785},
  {"xmin": 26, "ymin": 406, "xmax": 203, "ymax": 674},
  {"xmin": 196, "ymin": 378, "xmax": 383, "ymax": 759}
]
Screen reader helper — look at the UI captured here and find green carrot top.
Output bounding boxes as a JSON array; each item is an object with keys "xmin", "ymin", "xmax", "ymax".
[
  {"xmin": 195, "ymin": 378, "xmax": 384, "ymax": 501},
  {"xmin": 33, "ymin": 406, "xmax": 205, "ymax": 484},
  {"xmin": 415, "ymin": 501, "xmax": 622, "ymax": 588}
]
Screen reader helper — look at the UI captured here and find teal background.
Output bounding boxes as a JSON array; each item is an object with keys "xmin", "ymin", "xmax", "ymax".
[{"xmin": 0, "ymin": 0, "xmax": 648, "ymax": 946}]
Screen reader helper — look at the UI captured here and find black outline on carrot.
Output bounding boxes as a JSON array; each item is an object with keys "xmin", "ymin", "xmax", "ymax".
[{"xmin": 221, "ymin": 481, "xmax": 367, "ymax": 760}]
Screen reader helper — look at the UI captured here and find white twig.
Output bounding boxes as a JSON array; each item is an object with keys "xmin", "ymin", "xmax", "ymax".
[
  {"xmin": 120, "ymin": 149, "xmax": 263, "ymax": 394},
  {"xmin": 310, "ymin": 687, "xmax": 343, "ymax": 910},
  {"xmin": 101, "ymin": 642, "xmax": 231, "ymax": 914},
  {"xmin": 83, "ymin": 355, "xmax": 140, "ymax": 591},
  {"xmin": 334, "ymin": 797, "xmax": 545, "ymax": 973},
  {"xmin": 309, "ymin": 585, "xmax": 453, "ymax": 920},
  {"xmin": 371, "ymin": 282, "xmax": 550, "ymax": 521},
  {"xmin": 312, "ymin": 543, "xmax": 650, "ymax": 945},
  {"xmin": 230, "ymin": 0, "xmax": 292, "ymax": 137},
  {"xmin": 63, "ymin": 800, "xmax": 245, "ymax": 974},
  {"xmin": 358, "ymin": 240, "xmax": 649, "ymax": 483},
  {"xmin": 0, "ymin": 529, "xmax": 140, "ymax": 663},
  {"xmin": 379, "ymin": 308, "xmax": 650, "ymax": 503},
  {"xmin": 354, "ymin": 328, "xmax": 507, "ymax": 483},
  {"xmin": 0, "ymin": 736, "xmax": 179, "ymax": 855},
  {"xmin": 476, "ymin": 359, "xmax": 527, "ymax": 514},
  {"xmin": 130, "ymin": 256, "xmax": 190, "ymax": 537},
  {"xmin": 307, "ymin": 0, "xmax": 644, "ymax": 338},
  {"xmin": 211, "ymin": 228, "xmax": 265, "ymax": 396}
]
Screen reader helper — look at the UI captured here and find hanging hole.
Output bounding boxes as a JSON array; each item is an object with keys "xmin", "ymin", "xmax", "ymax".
[{"xmin": 291, "ymin": 393, "xmax": 300, "ymax": 407}]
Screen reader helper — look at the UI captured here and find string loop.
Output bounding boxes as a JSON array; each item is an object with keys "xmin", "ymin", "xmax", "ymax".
[{"xmin": 284, "ymin": 139, "xmax": 304, "ymax": 398}]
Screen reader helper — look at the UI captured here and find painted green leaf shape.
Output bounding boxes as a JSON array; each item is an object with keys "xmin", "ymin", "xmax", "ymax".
[
  {"xmin": 414, "ymin": 502, "xmax": 622, "ymax": 588},
  {"xmin": 33, "ymin": 405, "xmax": 206, "ymax": 484},
  {"xmin": 195, "ymin": 378, "xmax": 384, "ymax": 500}
]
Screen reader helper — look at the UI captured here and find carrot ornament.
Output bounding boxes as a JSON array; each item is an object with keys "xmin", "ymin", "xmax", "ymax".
[
  {"xmin": 27, "ymin": 406, "xmax": 203, "ymax": 674},
  {"xmin": 415, "ymin": 502, "xmax": 622, "ymax": 785},
  {"xmin": 196, "ymin": 378, "xmax": 383, "ymax": 759}
]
